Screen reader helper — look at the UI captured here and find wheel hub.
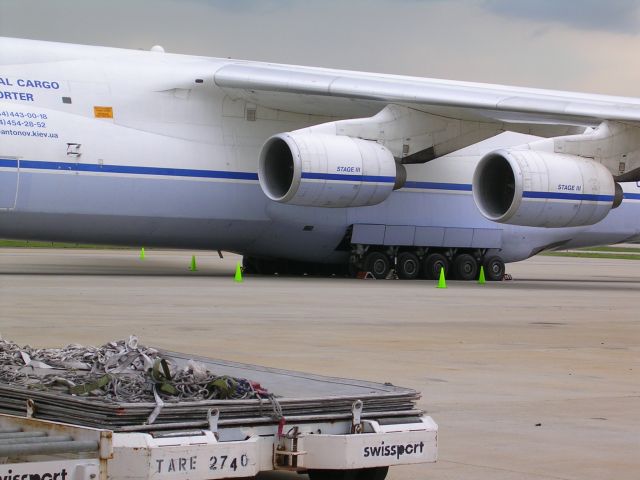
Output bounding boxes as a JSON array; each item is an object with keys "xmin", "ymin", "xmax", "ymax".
[
  {"xmin": 405, "ymin": 260, "xmax": 417, "ymax": 275},
  {"xmin": 373, "ymin": 259, "xmax": 386, "ymax": 275}
]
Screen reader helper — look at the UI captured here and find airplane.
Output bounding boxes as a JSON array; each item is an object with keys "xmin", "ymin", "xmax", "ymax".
[{"xmin": 1, "ymin": 37, "xmax": 640, "ymax": 281}]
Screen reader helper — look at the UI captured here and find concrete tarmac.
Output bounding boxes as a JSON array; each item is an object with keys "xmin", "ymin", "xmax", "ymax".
[{"xmin": 0, "ymin": 249, "xmax": 638, "ymax": 480}]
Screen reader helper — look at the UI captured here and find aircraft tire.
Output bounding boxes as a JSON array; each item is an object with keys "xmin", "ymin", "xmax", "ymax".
[
  {"xmin": 254, "ymin": 258, "xmax": 278, "ymax": 275},
  {"xmin": 241, "ymin": 256, "xmax": 257, "ymax": 274},
  {"xmin": 453, "ymin": 253, "xmax": 478, "ymax": 281},
  {"xmin": 483, "ymin": 255, "xmax": 505, "ymax": 281},
  {"xmin": 283, "ymin": 260, "xmax": 305, "ymax": 275},
  {"xmin": 363, "ymin": 251, "xmax": 391, "ymax": 279},
  {"xmin": 422, "ymin": 253, "xmax": 449, "ymax": 280},
  {"xmin": 348, "ymin": 260, "xmax": 360, "ymax": 278},
  {"xmin": 397, "ymin": 252, "xmax": 421, "ymax": 280}
]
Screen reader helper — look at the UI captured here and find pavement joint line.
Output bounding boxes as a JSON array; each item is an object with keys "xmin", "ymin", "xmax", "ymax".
[{"xmin": 441, "ymin": 460, "xmax": 574, "ymax": 480}]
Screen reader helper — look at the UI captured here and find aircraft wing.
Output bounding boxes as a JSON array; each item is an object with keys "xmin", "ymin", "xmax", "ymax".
[{"xmin": 214, "ymin": 62, "xmax": 640, "ymax": 127}]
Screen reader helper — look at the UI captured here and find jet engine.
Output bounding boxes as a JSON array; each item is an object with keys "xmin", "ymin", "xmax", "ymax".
[
  {"xmin": 259, "ymin": 133, "xmax": 405, "ymax": 208},
  {"xmin": 472, "ymin": 149, "xmax": 623, "ymax": 228}
]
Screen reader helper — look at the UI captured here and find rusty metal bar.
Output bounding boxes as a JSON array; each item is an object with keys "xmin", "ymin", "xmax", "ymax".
[
  {"xmin": 0, "ymin": 431, "xmax": 47, "ymax": 439},
  {"xmin": 0, "ymin": 440, "xmax": 98, "ymax": 457},
  {"xmin": 0, "ymin": 435, "xmax": 72, "ymax": 446}
]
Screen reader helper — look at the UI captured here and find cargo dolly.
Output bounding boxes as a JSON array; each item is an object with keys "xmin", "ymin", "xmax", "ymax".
[{"xmin": 0, "ymin": 347, "xmax": 437, "ymax": 479}]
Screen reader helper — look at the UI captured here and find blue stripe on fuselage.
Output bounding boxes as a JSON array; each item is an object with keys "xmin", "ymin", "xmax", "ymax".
[
  {"xmin": 0, "ymin": 158, "xmax": 634, "ymax": 202},
  {"xmin": 3, "ymin": 159, "xmax": 393, "ymax": 183},
  {"xmin": 623, "ymin": 193, "xmax": 640, "ymax": 200},
  {"xmin": 404, "ymin": 181, "xmax": 472, "ymax": 191},
  {"xmin": 18, "ymin": 160, "xmax": 260, "ymax": 181},
  {"xmin": 0, "ymin": 158, "xmax": 19, "ymax": 168}
]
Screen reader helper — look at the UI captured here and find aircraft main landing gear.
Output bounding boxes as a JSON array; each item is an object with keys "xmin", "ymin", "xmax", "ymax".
[
  {"xmin": 243, "ymin": 249, "xmax": 506, "ymax": 282},
  {"xmin": 347, "ymin": 247, "xmax": 506, "ymax": 282}
]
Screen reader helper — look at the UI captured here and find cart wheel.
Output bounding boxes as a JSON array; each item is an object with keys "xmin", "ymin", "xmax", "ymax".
[
  {"xmin": 308, "ymin": 470, "xmax": 358, "ymax": 480},
  {"xmin": 358, "ymin": 467, "xmax": 389, "ymax": 480},
  {"xmin": 307, "ymin": 467, "xmax": 388, "ymax": 480}
]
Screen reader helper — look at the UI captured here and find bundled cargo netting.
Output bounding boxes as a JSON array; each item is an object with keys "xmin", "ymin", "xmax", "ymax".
[
  {"xmin": 0, "ymin": 336, "xmax": 269, "ymax": 403},
  {"xmin": 0, "ymin": 336, "xmax": 421, "ymax": 431}
]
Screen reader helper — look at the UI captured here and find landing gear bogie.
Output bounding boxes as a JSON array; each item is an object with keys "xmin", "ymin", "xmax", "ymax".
[{"xmin": 244, "ymin": 249, "xmax": 506, "ymax": 282}]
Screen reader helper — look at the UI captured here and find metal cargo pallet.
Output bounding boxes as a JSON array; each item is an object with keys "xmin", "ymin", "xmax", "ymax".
[{"xmin": 0, "ymin": 351, "xmax": 423, "ymax": 431}]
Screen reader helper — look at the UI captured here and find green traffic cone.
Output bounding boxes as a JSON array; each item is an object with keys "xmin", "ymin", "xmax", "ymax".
[
  {"xmin": 478, "ymin": 265, "xmax": 486, "ymax": 285},
  {"xmin": 234, "ymin": 262, "xmax": 243, "ymax": 283},
  {"xmin": 189, "ymin": 255, "xmax": 197, "ymax": 271},
  {"xmin": 139, "ymin": 248, "xmax": 145, "ymax": 260},
  {"xmin": 437, "ymin": 266, "xmax": 447, "ymax": 289}
]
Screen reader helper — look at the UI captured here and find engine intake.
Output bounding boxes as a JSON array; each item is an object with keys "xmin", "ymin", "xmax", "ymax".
[
  {"xmin": 472, "ymin": 149, "xmax": 621, "ymax": 228},
  {"xmin": 259, "ymin": 133, "xmax": 404, "ymax": 208}
]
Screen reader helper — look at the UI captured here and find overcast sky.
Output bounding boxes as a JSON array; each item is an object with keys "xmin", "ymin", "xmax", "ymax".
[{"xmin": 1, "ymin": 0, "xmax": 639, "ymax": 97}]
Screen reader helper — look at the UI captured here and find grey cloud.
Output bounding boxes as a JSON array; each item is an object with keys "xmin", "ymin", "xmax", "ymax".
[
  {"xmin": 185, "ymin": 0, "xmax": 292, "ymax": 12},
  {"xmin": 2, "ymin": 0, "xmax": 640, "ymax": 97},
  {"xmin": 483, "ymin": 0, "xmax": 640, "ymax": 34}
]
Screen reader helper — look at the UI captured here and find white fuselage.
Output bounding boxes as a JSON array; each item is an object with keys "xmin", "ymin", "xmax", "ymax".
[{"xmin": 1, "ymin": 37, "xmax": 639, "ymax": 264}]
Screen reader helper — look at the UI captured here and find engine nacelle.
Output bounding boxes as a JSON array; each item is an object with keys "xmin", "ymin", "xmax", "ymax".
[
  {"xmin": 259, "ymin": 133, "xmax": 405, "ymax": 208},
  {"xmin": 472, "ymin": 149, "xmax": 623, "ymax": 228}
]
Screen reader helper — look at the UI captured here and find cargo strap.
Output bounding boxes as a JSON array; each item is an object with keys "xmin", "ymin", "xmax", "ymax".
[{"xmin": 69, "ymin": 375, "xmax": 111, "ymax": 395}]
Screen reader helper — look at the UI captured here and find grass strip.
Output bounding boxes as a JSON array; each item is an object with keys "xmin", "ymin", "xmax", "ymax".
[
  {"xmin": 543, "ymin": 252, "xmax": 640, "ymax": 260},
  {"xmin": 0, "ymin": 240, "xmax": 126, "ymax": 249},
  {"xmin": 576, "ymin": 246, "xmax": 640, "ymax": 254}
]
